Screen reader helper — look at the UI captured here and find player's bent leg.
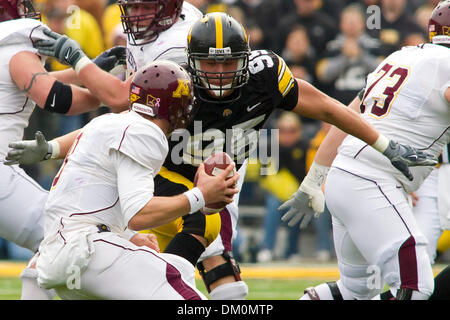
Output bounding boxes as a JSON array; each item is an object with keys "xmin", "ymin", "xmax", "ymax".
[
  {"xmin": 382, "ymin": 242, "xmax": 435, "ymax": 300},
  {"xmin": 209, "ymin": 281, "xmax": 248, "ymax": 300},
  {"xmin": 20, "ymin": 254, "xmax": 56, "ymax": 300},
  {"xmin": 326, "ymin": 168, "xmax": 434, "ymax": 300},
  {"xmin": 300, "ymin": 281, "xmax": 348, "ymax": 300},
  {"xmin": 329, "ymin": 212, "xmax": 383, "ymax": 300},
  {"xmin": 198, "ymin": 252, "xmax": 248, "ymax": 299},
  {"xmin": 0, "ymin": 165, "xmax": 46, "ymax": 252},
  {"xmin": 413, "ymin": 169, "xmax": 442, "ymax": 264},
  {"xmin": 55, "ymin": 232, "xmax": 207, "ymax": 300},
  {"xmin": 196, "ymin": 204, "xmax": 248, "ymax": 300},
  {"xmin": 164, "ymin": 211, "xmax": 221, "ymax": 266}
]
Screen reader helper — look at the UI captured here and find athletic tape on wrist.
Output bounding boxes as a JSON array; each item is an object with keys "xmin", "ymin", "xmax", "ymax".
[
  {"xmin": 74, "ymin": 56, "xmax": 93, "ymax": 74},
  {"xmin": 371, "ymin": 134, "xmax": 390, "ymax": 154},
  {"xmin": 184, "ymin": 187, "xmax": 206, "ymax": 214},
  {"xmin": 48, "ymin": 140, "xmax": 60, "ymax": 159},
  {"xmin": 304, "ymin": 161, "xmax": 330, "ymax": 188}
]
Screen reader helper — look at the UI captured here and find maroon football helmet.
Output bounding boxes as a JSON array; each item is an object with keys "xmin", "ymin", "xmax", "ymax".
[
  {"xmin": 118, "ymin": 0, "xmax": 183, "ymax": 45},
  {"xmin": 129, "ymin": 60, "xmax": 195, "ymax": 132},
  {"xmin": 0, "ymin": 0, "xmax": 40, "ymax": 22},
  {"xmin": 428, "ymin": 0, "xmax": 450, "ymax": 46}
]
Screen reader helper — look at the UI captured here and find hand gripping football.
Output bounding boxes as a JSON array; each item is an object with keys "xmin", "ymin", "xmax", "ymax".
[{"xmin": 194, "ymin": 152, "xmax": 236, "ymax": 214}]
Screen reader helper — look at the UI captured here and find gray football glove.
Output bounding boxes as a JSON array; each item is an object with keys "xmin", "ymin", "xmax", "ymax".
[
  {"xmin": 5, "ymin": 131, "xmax": 52, "ymax": 166},
  {"xmin": 383, "ymin": 140, "xmax": 438, "ymax": 181},
  {"xmin": 279, "ymin": 162, "xmax": 329, "ymax": 229},
  {"xmin": 34, "ymin": 29, "xmax": 87, "ymax": 68}
]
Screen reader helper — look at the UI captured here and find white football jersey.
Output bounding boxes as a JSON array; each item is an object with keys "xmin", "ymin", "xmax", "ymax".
[
  {"xmin": 334, "ymin": 44, "xmax": 450, "ymax": 192},
  {"xmin": 0, "ymin": 18, "xmax": 49, "ymax": 158},
  {"xmin": 126, "ymin": 1, "xmax": 202, "ymax": 76},
  {"xmin": 44, "ymin": 111, "xmax": 168, "ymax": 236}
]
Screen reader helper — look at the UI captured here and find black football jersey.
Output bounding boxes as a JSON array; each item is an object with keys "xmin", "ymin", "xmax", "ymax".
[{"xmin": 163, "ymin": 49, "xmax": 299, "ymax": 181}]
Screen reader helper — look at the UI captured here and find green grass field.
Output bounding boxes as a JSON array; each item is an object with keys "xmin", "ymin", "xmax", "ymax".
[
  {"xmin": 0, "ymin": 276, "xmax": 325, "ymax": 300},
  {"xmin": 0, "ymin": 262, "xmax": 445, "ymax": 300}
]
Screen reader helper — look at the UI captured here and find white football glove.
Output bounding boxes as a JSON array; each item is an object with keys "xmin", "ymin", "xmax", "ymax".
[{"xmin": 279, "ymin": 162, "xmax": 329, "ymax": 229}]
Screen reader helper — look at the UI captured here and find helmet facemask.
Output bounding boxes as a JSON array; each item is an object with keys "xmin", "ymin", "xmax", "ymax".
[
  {"xmin": 188, "ymin": 50, "xmax": 249, "ymax": 104},
  {"xmin": 0, "ymin": 0, "xmax": 40, "ymax": 22},
  {"xmin": 18, "ymin": 0, "xmax": 40, "ymax": 20},
  {"xmin": 119, "ymin": 0, "xmax": 181, "ymax": 46}
]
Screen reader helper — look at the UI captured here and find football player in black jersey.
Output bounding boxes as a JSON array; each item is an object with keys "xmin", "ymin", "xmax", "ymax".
[
  {"xmin": 146, "ymin": 12, "xmax": 438, "ymax": 300},
  {"xmin": 7, "ymin": 12, "xmax": 438, "ymax": 301}
]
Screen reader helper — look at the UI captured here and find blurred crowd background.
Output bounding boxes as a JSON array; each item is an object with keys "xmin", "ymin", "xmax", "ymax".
[{"xmin": 2, "ymin": 0, "xmax": 450, "ymax": 265}]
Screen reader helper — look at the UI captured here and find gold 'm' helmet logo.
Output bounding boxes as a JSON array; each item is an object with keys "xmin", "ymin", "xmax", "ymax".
[{"xmin": 173, "ymin": 79, "xmax": 191, "ymax": 98}]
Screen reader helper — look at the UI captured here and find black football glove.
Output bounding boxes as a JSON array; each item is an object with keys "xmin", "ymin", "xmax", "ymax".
[{"xmin": 93, "ymin": 46, "xmax": 127, "ymax": 72}]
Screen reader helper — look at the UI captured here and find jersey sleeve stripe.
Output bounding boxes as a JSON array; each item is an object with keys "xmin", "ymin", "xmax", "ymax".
[
  {"xmin": 282, "ymin": 78, "xmax": 295, "ymax": 97},
  {"xmin": 277, "ymin": 56, "xmax": 295, "ymax": 97},
  {"xmin": 158, "ymin": 166, "xmax": 194, "ymax": 189},
  {"xmin": 278, "ymin": 58, "xmax": 286, "ymax": 83}
]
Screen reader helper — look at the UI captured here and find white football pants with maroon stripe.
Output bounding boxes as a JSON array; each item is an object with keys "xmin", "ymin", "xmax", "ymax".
[
  {"xmin": 0, "ymin": 164, "xmax": 46, "ymax": 252},
  {"xmin": 325, "ymin": 166, "xmax": 434, "ymax": 300},
  {"xmin": 40, "ymin": 231, "xmax": 207, "ymax": 300}
]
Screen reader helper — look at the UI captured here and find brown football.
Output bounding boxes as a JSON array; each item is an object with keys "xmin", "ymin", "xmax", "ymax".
[{"xmin": 194, "ymin": 152, "xmax": 236, "ymax": 214}]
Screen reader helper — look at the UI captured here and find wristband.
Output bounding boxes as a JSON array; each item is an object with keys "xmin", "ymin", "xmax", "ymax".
[
  {"xmin": 184, "ymin": 187, "xmax": 206, "ymax": 214},
  {"xmin": 74, "ymin": 56, "xmax": 93, "ymax": 74},
  {"xmin": 48, "ymin": 140, "xmax": 60, "ymax": 159},
  {"xmin": 371, "ymin": 134, "xmax": 390, "ymax": 154},
  {"xmin": 303, "ymin": 161, "xmax": 330, "ymax": 188}
]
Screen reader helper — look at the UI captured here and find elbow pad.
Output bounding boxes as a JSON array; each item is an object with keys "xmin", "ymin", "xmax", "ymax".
[{"xmin": 43, "ymin": 80, "xmax": 72, "ymax": 114}]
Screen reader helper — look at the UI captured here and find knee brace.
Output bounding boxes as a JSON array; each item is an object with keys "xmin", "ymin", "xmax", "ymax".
[{"xmin": 197, "ymin": 251, "xmax": 242, "ymax": 293}]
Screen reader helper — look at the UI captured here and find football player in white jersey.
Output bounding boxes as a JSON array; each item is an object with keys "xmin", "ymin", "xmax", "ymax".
[
  {"xmin": 39, "ymin": 0, "xmax": 203, "ymax": 111},
  {"xmin": 2, "ymin": 0, "xmax": 204, "ymax": 300},
  {"xmin": 36, "ymin": 60, "xmax": 239, "ymax": 300},
  {"xmin": 280, "ymin": 1, "xmax": 450, "ymax": 300},
  {"xmin": 11, "ymin": 12, "xmax": 439, "ymax": 301},
  {"xmin": 0, "ymin": 0, "xmax": 112, "ymax": 299}
]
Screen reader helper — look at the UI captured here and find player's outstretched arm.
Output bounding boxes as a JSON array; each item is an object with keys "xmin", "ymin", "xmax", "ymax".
[
  {"xmin": 5, "ymin": 130, "xmax": 80, "ymax": 165},
  {"xmin": 446, "ymin": 87, "xmax": 450, "ymax": 103},
  {"xmin": 279, "ymin": 96, "xmax": 361, "ymax": 229},
  {"xmin": 128, "ymin": 164, "xmax": 240, "ymax": 231},
  {"xmin": 292, "ymin": 79, "xmax": 437, "ymax": 181},
  {"xmin": 10, "ymin": 51, "xmax": 101, "ymax": 116},
  {"xmin": 33, "ymin": 29, "xmax": 131, "ymax": 112},
  {"xmin": 49, "ymin": 46, "xmax": 127, "ymax": 87}
]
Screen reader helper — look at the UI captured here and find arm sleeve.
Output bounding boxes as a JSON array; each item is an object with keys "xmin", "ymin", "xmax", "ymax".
[
  {"xmin": 112, "ymin": 148, "xmax": 155, "ymax": 228},
  {"xmin": 441, "ymin": 56, "xmax": 450, "ymax": 101},
  {"xmin": 111, "ymin": 121, "xmax": 169, "ymax": 171}
]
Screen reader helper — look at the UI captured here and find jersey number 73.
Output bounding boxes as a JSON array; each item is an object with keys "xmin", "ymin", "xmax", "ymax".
[{"xmin": 360, "ymin": 62, "xmax": 410, "ymax": 118}]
